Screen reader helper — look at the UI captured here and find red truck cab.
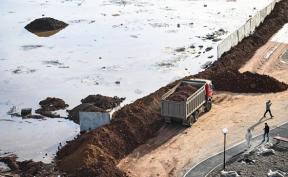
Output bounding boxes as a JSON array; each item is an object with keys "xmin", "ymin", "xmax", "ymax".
[{"xmin": 205, "ymin": 80, "xmax": 213, "ymax": 101}]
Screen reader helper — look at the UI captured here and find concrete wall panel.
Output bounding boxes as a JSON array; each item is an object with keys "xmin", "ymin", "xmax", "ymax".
[
  {"xmin": 237, "ymin": 24, "xmax": 245, "ymax": 42},
  {"xmin": 79, "ymin": 112, "xmax": 110, "ymax": 131},
  {"xmin": 244, "ymin": 20, "xmax": 251, "ymax": 37}
]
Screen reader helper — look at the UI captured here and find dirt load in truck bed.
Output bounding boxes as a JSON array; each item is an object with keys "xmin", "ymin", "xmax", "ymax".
[{"xmin": 166, "ymin": 84, "xmax": 199, "ymax": 102}]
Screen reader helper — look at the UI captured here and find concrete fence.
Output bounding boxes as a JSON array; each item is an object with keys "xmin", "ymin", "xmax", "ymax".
[
  {"xmin": 217, "ymin": 0, "xmax": 281, "ymax": 58},
  {"xmin": 79, "ymin": 106, "xmax": 120, "ymax": 131}
]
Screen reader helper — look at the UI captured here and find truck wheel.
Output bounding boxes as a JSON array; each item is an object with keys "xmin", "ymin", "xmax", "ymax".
[
  {"xmin": 186, "ymin": 115, "xmax": 193, "ymax": 127},
  {"xmin": 193, "ymin": 112, "xmax": 199, "ymax": 122},
  {"xmin": 165, "ymin": 117, "xmax": 172, "ymax": 124},
  {"xmin": 205, "ymin": 101, "xmax": 212, "ymax": 112}
]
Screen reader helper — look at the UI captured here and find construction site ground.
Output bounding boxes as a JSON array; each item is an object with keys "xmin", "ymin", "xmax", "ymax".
[{"xmin": 117, "ymin": 33, "xmax": 288, "ymax": 176}]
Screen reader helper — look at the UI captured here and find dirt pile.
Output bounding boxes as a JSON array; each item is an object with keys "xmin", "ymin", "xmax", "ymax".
[
  {"xmin": 56, "ymin": 88, "xmax": 170, "ymax": 173},
  {"xmin": 0, "ymin": 156, "xmax": 60, "ymax": 176},
  {"xmin": 66, "ymin": 94, "xmax": 126, "ymax": 124},
  {"xmin": 35, "ymin": 97, "xmax": 69, "ymax": 118},
  {"xmin": 68, "ymin": 162, "xmax": 126, "ymax": 177},
  {"xmin": 81, "ymin": 94, "xmax": 126, "ymax": 109},
  {"xmin": 25, "ymin": 17, "xmax": 68, "ymax": 31},
  {"xmin": 211, "ymin": 69, "xmax": 288, "ymax": 93},
  {"xmin": 166, "ymin": 84, "xmax": 198, "ymax": 101},
  {"xmin": 56, "ymin": 0, "xmax": 288, "ymax": 175}
]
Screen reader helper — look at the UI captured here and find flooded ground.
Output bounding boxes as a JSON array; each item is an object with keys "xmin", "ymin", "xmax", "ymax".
[{"xmin": 0, "ymin": 0, "xmax": 274, "ymax": 163}]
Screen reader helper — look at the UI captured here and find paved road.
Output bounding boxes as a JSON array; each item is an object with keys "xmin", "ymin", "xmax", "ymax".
[{"xmin": 184, "ymin": 121, "xmax": 288, "ymax": 177}]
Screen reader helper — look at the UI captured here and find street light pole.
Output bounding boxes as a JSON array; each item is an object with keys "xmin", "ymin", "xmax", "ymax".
[
  {"xmin": 224, "ymin": 133, "xmax": 226, "ymax": 170},
  {"xmin": 222, "ymin": 128, "xmax": 228, "ymax": 171}
]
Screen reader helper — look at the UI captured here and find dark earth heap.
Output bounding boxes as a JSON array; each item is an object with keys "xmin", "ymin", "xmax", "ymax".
[
  {"xmin": 166, "ymin": 84, "xmax": 199, "ymax": 101},
  {"xmin": 25, "ymin": 17, "xmax": 68, "ymax": 31},
  {"xmin": 66, "ymin": 94, "xmax": 125, "ymax": 124},
  {"xmin": 35, "ymin": 97, "xmax": 69, "ymax": 118}
]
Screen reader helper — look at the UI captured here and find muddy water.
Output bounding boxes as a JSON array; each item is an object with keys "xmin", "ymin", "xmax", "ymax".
[
  {"xmin": 0, "ymin": 0, "xmax": 273, "ymax": 163},
  {"xmin": 26, "ymin": 27, "xmax": 67, "ymax": 37},
  {"xmin": 0, "ymin": 115, "xmax": 79, "ymax": 163}
]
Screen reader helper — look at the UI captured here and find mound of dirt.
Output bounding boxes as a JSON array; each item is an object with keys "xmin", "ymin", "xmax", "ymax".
[
  {"xmin": 211, "ymin": 69, "xmax": 288, "ymax": 93},
  {"xmin": 56, "ymin": 89, "xmax": 169, "ymax": 173},
  {"xmin": 66, "ymin": 103, "xmax": 106, "ymax": 124},
  {"xmin": 56, "ymin": 0, "xmax": 288, "ymax": 175},
  {"xmin": 35, "ymin": 97, "xmax": 69, "ymax": 118},
  {"xmin": 25, "ymin": 17, "xmax": 68, "ymax": 31},
  {"xmin": 166, "ymin": 84, "xmax": 198, "ymax": 101},
  {"xmin": 66, "ymin": 95, "xmax": 125, "ymax": 124},
  {"xmin": 68, "ymin": 162, "xmax": 126, "ymax": 177},
  {"xmin": 81, "ymin": 94, "xmax": 125, "ymax": 109},
  {"xmin": 0, "ymin": 156, "xmax": 61, "ymax": 176}
]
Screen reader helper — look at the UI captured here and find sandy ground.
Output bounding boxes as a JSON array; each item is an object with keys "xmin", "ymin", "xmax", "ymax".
[{"xmin": 117, "ymin": 38, "xmax": 288, "ymax": 176}]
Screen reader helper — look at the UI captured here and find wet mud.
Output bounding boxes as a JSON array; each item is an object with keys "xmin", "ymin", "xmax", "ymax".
[
  {"xmin": 0, "ymin": 156, "xmax": 61, "ymax": 177},
  {"xmin": 25, "ymin": 17, "xmax": 68, "ymax": 31},
  {"xmin": 55, "ymin": 1, "xmax": 288, "ymax": 175},
  {"xmin": 35, "ymin": 97, "xmax": 69, "ymax": 118}
]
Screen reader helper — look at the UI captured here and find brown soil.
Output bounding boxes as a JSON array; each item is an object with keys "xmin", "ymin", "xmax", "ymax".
[
  {"xmin": 56, "ymin": 0, "xmax": 288, "ymax": 176},
  {"xmin": 25, "ymin": 17, "xmax": 68, "ymax": 31},
  {"xmin": 0, "ymin": 156, "xmax": 61, "ymax": 177},
  {"xmin": 65, "ymin": 94, "xmax": 125, "ymax": 124},
  {"xmin": 81, "ymin": 94, "xmax": 125, "ymax": 109},
  {"xmin": 207, "ymin": 146, "xmax": 288, "ymax": 177},
  {"xmin": 35, "ymin": 97, "xmax": 69, "ymax": 118},
  {"xmin": 211, "ymin": 68, "xmax": 288, "ymax": 93},
  {"xmin": 166, "ymin": 84, "xmax": 198, "ymax": 101},
  {"xmin": 68, "ymin": 162, "xmax": 127, "ymax": 177},
  {"xmin": 27, "ymin": 115, "xmax": 45, "ymax": 119}
]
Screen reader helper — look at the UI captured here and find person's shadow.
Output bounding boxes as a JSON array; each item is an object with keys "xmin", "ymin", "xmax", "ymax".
[{"xmin": 249, "ymin": 116, "xmax": 273, "ymax": 131}]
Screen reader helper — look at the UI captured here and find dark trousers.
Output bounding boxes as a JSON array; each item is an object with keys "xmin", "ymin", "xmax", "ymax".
[
  {"xmin": 263, "ymin": 132, "xmax": 269, "ymax": 141},
  {"xmin": 264, "ymin": 110, "xmax": 272, "ymax": 117}
]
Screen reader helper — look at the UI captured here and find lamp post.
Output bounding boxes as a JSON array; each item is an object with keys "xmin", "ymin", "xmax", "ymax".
[{"xmin": 222, "ymin": 128, "xmax": 228, "ymax": 171}]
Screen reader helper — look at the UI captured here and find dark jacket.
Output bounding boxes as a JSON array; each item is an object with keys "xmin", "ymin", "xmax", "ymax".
[{"xmin": 264, "ymin": 125, "xmax": 269, "ymax": 133}]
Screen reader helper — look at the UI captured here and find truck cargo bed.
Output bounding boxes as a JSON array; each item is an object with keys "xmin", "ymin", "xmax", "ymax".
[{"xmin": 161, "ymin": 79, "xmax": 206, "ymax": 120}]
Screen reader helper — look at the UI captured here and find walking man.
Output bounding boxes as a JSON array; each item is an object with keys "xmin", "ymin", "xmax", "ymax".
[
  {"xmin": 246, "ymin": 129, "xmax": 252, "ymax": 150},
  {"xmin": 263, "ymin": 123, "xmax": 270, "ymax": 142},
  {"xmin": 264, "ymin": 100, "xmax": 273, "ymax": 118}
]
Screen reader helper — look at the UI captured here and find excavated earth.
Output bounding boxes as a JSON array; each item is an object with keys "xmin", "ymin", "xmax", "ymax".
[
  {"xmin": 166, "ymin": 84, "xmax": 198, "ymax": 101},
  {"xmin": 68, "ymin": 162, "xmax": 127, "ymax": 177},
  {"xmin": 55, "ymin": 1, "xmax": 288, "ymax": 175},
  {"xmin": 0, "ymin": 156, "xmax": 60, "ymax": 177},
  {"xmin": 2, "ymin": 1, "xmax": 288, "ymax": 176},
  {"xmin": 66, "ymin": 94, "xmax": 126, "ymax": 124},
  {"xmin": 25, "ymin": 17, "xmax": 68, "ymax": 31},
  {"xmin": 35, "ymin": 97, "xmax": 69, "ymax": 118}
]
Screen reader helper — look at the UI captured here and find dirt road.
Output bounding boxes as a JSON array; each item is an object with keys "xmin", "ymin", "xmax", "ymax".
[{"xmin": 117, "ymin": 41, "xmax": 288, "ymax": 177}]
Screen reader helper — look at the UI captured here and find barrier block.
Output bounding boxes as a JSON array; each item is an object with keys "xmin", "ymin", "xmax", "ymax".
[
  {"xmin": 244, "ymin": 20, "xmax": 251, "ymax": 37},
  {"xmin": 231, "ymin": 31, "xmax": 238, "ymax": 47},
  {"xmin": 237, "ymin": 24, "xmax": 245, "ymax": 42}
]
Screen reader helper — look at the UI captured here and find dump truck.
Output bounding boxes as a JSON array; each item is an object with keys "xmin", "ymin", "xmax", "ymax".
[{"xmin": 161, "ymin": 79, "xmax": 213, "ymax": 126}]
